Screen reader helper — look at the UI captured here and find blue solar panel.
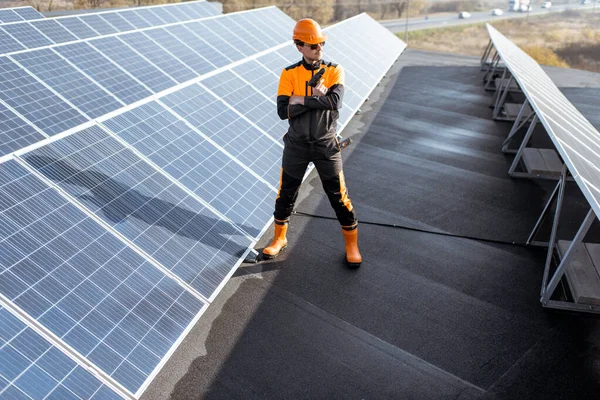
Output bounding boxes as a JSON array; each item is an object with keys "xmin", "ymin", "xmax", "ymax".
[
  {"xmin": 162, "ymin": 5, "xmax": 190, "ymax": 22},
  {"xmin": 99, "ymin": 13, "xmax": 136, "ymax": 32},
  {"xmin": 133, "ymin": 8, "xmax": 167, "ymax": 27},
  {"xmin": 117, "ymin": 10, "xmax": 152, "ymax": 30},
  {"xmin": 54, "ymin": 42, "xmax": 152, "ymax": 105},
  {"xmin": 148, "ymin": 6, "xmax": 178, "ymax": 24},
  {"xmin": 89, "ymin": 37, "xmax": 176, "ymax": 93},
  {"xmin": 13, "ymin": 7, "xmax": 44, "ymax": 21},
  {"xmin": 202, "ymin": 19, "xmax": 256, "ymax": 58},
  {"xmin": 227, "ymin": 14, "xmax": 272, "ymax": 52},
  {"xmin": 56, "ymin": 17, "xmax": 100, "ymax": 40},
  {"xmin": 177, "ymin": 3, "xmax": 207, "ymax": 20},
  {"xmin": 162, "ymin": 25, "xmax": 222, "ymax": 71},
  {"xmin": 2, "ymin": 23, "xmax": 53, "ymax": 49},
  {"xmin": 0, "ymin": 56, "xmax": 87, "ymax": 136},
  {"xmin": 119, "ymin": 32, "xmax": 197, "ymax": 84},
  {"xmin": 24, "ymin": 126, "xmax": 253, "ymax": 300},
  {"xmin": 103, "ymin": 101, "xmax": 275, "ymax": 237},
  {"xmin": 30, "ymin": 20, "xmax": 77, "ymax": 44},
  {"xmin": 0, "ymin": 9, "xmax": 23, "ymax": 23},
  {"xmin": 78, "ymin": 14, "xmax": 118, "ymax": 36},
  {"xmin": 0, "ymin": 103, "xmax": 45, "ymax": 157},
  {"xmin": 203, "ymin": 70, "xmax": 287, "ymax": 141},
  {"xmin": 181, "ymin": 21, "xmax": 241, "ymax": 65},
  {"xmin": 0, "ymin": 158, "xmax": 207, "ymax": 394},
  {"xmin": 0, "ymin": 28, "xmax": 25, "ymax": 55},
  {"xmin": 144, "ymin": 28, "xmax": 213, "ymax": 76},
  {"xmin": 233, "ymin": 56, "xmax": 281, "ymax": 99},
  {"xmin": 237, "ymin": 13, "xmax": 283, "ymax": 48},
  {"xmin": 162, "ymin": 84, "xmax": 282, "ymax": 187},
  {"xmin": 0, "ymin": 305, "xmax": 122, "ymax": 400},
  {"xmin": 12, "ymin": 49, "xmax": 124, "ymax": 119}
]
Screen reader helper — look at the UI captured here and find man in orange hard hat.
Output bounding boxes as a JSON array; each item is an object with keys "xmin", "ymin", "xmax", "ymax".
[{"xmin": 262, "ymin": 18, "xmax": 362, "ymax": 268}]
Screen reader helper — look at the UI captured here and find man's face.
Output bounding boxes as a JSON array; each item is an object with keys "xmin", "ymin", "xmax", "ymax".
[{"xmin": 297, "ymin": 42, "xmax": 325, "ymax": 63}]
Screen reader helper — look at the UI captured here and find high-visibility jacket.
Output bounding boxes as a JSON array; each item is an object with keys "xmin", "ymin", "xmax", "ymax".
[{"xmin": 276, "ymin": 58, "xmax": 345, "ymax": 144}]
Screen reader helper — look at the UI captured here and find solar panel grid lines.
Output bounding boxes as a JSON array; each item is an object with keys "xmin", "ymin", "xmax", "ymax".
[
  {"xmin": 87, "ymin": 36, "xmax": 178, "ymax": 94},
  {"xmin": 21, "ymin": 126, "xmax": 254, "ymax": 300},
  {"xmin": 0, "ymin": 102, "xmax": 48, "ymax": 159},
  {"xmin": 148, "ymin": 96, "xmax": 279, "ymax": 193},
  {"xmin": 92, "ymin": 120, "xmax": 261, "ymax": 242},
  {"xmin": 161, "ymin": 24, "xmax": 223, "ymax": 72},
  {"xmin": 30, "ymin": 19, "xmax": 78, "ymax": 44},
  {"xmin": 0, "ymin": 9, "xmax": 25, "ymax": 24},
  {"xmin": 178, "ymin": 22, "xmax": 236, "ymax": 67},
  {"xmin": 204, "ymin": 69, "xmax": 289, "ymax": 141},
  {"xmin": 0, "ymin": 56, "xmax": 89, "ymax": 137},
  {"xmin": 0, "ymin": 22, "xmax": 54, "ymax": 49},
  {"xmin": 118, "ymin": 31, "xmax": 197, "ymax": 84},
  {"xmin": 13, "ymin": 7, "xmax": 45, "ymax": 21},
  {"xmin": 0, "ymin": 302, "xmax": 125, "ymax": 400},
  {"xmin": 5, "ymin": 52, "xmax": 97, "ymax": 122},
  {"xmin": 99, "ymin": 102, "xmax": 276, "ymax": 238},
  {"xmin": 54, "ymin": 42, "xmax": 153, "ymax": 106},
  {"xmin": 11, "ymin": 48, "xmax": 126, "ymax": 120}
]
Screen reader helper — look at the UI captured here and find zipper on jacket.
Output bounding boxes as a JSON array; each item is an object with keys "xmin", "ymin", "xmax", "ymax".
[{"xmin": 308, "ymin": 68, "xmax": 314, "ymax": 142}]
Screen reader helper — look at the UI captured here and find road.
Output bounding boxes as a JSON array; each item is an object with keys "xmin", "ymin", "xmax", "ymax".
[{"xmin": 381, "ymin": 2, "xmax": 598, "ymax": 33}]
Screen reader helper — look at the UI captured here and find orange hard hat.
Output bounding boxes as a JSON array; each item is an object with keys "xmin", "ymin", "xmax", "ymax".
[{"xmin": 292, "ymin": 18, "xmax": 327, "ymax": 44}]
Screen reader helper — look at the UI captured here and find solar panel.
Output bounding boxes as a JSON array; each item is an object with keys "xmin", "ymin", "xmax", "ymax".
[
  {"xmin": 143, "ymin": 28, "xmax": 214, "ymax": 77},
  {"xmin": 161, "ymin": 84, "xmax": 283, "ymax": 187},
  {"xmin": 1, "ymin": 22, "xmax": 53, "ymax": 49},
  {"xmin": 101, "ymin": 101, "xmax": 275, "ymax": 236},
  {"xmin": 119, "ymin": 31, "xmax": 197, "ymax": 84},
  {"xmin": 161, "ymin": 24, "xmax": 222, "ymax": 71},
  {"xmin": 58, "ymin": 17, "xmax": 100, "ymax": 40},
  {"xmin": 0, "ymin": 103, "xmax": 46, "ymax": 157},
  {"xmin": 133, "ymin": 8, "xmax": 167, "ymax": 27},
  {"xmin": 0, "ymin": 157, "xmax": 208, "ymax": 396},
  {"xmin": 0, "ymin": 304, "xmax": 121, "ymax": 400},
  {"xmin": 54, "ymin": 42, "xmax": 152, "ymax": 105},
  {"xmin": 148, "ymin": 6, "xmax": 178, "ymax": 25},
  {"xmin": 202, "ymin": 69, "xmax": 288, "ymax": 141},
  {"xmin": 23, "ymin": 126, "xmax": 253, "ymax": 300},
  {"xmin": 30, "ymin": 19, "xmax": 77, "ymax": 44},
  {"xmin": 202, "ymin": 19, "xmax": 258, "ymax": 58},
  {"xmin": 0, "ymin": 56, "xmax": 88, "ymax": 136},
  {"xmin": 0, "ymin": 28, "xmax": 25, "ymax": 55},
  {"xmin": 13, "ymin": 7, "xmax": 45, "ymax": 21},
  {"xmin": 487, "ymin": 24, "xmax": 600, "ymax": 217},
  {"xmin": 78, "ymin": 14, "xmax": 119, "ymax": 36},
  {"xmin": 100, "ymin": 12, "xmax": 136, "ymax": 32},
  {"xmin": 88, "ymin": 36, "xmax": 176, "ymax": 93},
  {"xmin": 12, "ymin": 48, "xmax": 124, "ymax": 119},
  {"xmin": 117, "ymin": 10, "xmax": 152, "ymax": 30},
  {"xmin": 181, "ymin": 21, "xmax": 241, "ymax": 64},
  {"xmin": 0, "ymin": 9, "xmax": 23, "ymax": 24}
]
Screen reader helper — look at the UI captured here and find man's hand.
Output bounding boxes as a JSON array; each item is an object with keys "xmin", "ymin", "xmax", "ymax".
[
  {"xmin": 312, "ymin": 79, "xmax": 328, "ymax": 96},
  {"xmin": 289, "ymin": 95, "xmax": 304, "ymax": 105}
]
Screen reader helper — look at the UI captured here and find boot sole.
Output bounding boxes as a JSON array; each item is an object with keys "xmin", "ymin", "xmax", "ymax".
[
  {"xmin": 345, "ymin": 258, "xmax": 361, "ymax": 269},
  {"xmin": 262, "ymin": 245, "xmax": 287, "ymax": 260}
]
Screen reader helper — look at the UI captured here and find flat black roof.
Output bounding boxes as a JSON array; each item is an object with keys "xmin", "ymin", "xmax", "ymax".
[{"xmin": 141, "ymin": 49, "xmax": 600, "ymax": 400}]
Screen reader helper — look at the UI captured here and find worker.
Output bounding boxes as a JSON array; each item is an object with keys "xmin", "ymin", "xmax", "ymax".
[{"xmin": 262, "ymin": 18, "xmax": 362, "ymax": 268}]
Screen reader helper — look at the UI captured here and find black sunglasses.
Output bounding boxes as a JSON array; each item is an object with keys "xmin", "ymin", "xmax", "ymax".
[{"xmin": 305, "ymin": 42, "xmax": 325, "ymax": 50}]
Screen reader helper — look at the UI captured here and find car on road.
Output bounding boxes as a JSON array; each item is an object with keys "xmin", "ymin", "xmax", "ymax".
[
  {"xmin": 519, "ymin": 4, "xmax": 532, "ymax": 11},
  {"xmin": 458, "ymin": 11, "xmax": 471, "ymax": 19},
  {"xmin": 491, "ymin": 8, "xmax": 504, "ymax": 15},
  {"xmin": 581, "ymin": 0, "xmax": 590, "ymax": 4},
  {"xmin": 541, "ymin": 1, "xmax": 552, "ymax": 8}
]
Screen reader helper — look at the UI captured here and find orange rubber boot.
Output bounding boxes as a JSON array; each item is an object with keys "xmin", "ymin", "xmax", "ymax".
[
  {"xmin": 342, "ymin": 227, "xmax": 362, "ymax": 268},
  {"xmin": 262, "ymin": 220, "xmax": 288, "ymax": 259}
]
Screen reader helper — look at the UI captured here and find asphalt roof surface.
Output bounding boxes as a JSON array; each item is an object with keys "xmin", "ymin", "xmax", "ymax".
[{"xmin": 141, "ymin": 49, "xmax": 600, "ymax": 400}]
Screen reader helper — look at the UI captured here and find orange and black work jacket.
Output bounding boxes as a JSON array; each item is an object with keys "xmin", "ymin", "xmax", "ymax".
[{"xmin": 277, "ymin": 58, "xmax": 345, "ymax": 144}]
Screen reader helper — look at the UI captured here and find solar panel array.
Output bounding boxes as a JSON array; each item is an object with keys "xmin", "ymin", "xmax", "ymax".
[
  {"xmin": 486, "ymin": 24, "xmax": 600, "ymax": 220},
  {"xmin": 0, "ymin": 8, "xmax": 405, "ymax": 398},
  {"xmin": 0, "ymin": 7, "xmax": 44, "ymax": 23},
  {"xmin": 0, "ymin": 0, "xmax": 219, "ymax": 54}
]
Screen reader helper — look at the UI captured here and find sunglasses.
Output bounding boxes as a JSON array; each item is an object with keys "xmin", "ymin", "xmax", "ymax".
[{"xmin": 305, "ymin": 42, "xmax": 326, "ymax": 50}]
